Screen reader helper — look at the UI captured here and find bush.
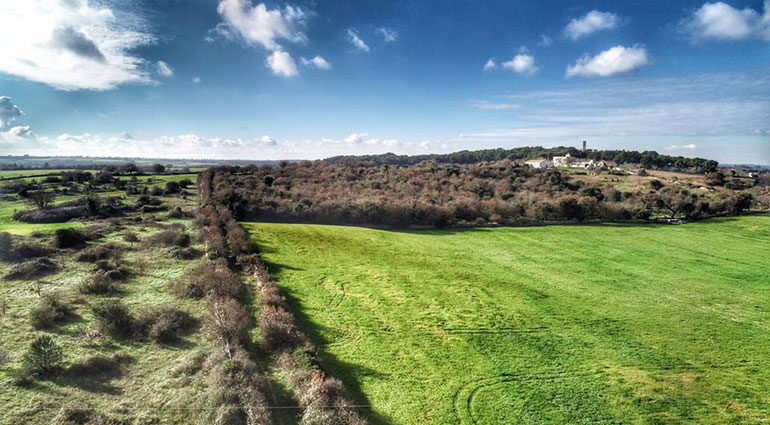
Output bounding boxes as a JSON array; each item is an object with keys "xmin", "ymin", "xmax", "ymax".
[
  {"xmin": 14, "ymin": 206, "xmax": 88, "ymax": 223},
  {"xmin": 0, "ymin": 348, "xmax": 8, "ymax": 368},
  {"xmin": 174, "ymin": 261, "xmax": 241, "ymax": 298},
  {"xmin": 122, "ymin": 231, "xmax": 139, "ymax": 243},
  {"xmin": 4, "ymin": 257, "xmax": 58, "ymax": 280},
  {"xmin": 77, "ymin": 273, "xmax": 120, "ymax": 295},
  {"xmin": 54, "ymin": 228, "xmax": 87, "ymax": 248},
  {"xmin": 135, "ymin": 306, "xmax": 196, "ymax": 343},
  {"xmin": 13, "ymin": 242, "xmax": 51, "ymax": 260},
  {"xmin": 94, "ymin": 261, "xmax": 132, "ymax": 281},
  {"xmin": 150, "ymin": 186, "xmax": 164, "ymax": 196},
  {"xmin": 75, "ymin": 244, "xmax": 123, "ymax": 262},
  {"xmin": 23, "ymin": 335, "xmax": 64, "ymax": 375},
  {"xmin": 91, "ymin": 299, "xmax": 134, "ymax": 338},
  {"xmin": 165, "ymin": 181, "xmax": 180, "ymax": 194},
  {"xmin": 54, "ymin": 405, "xmax": 130, "ymax": 425},
  {"xmin": 169, "ymin": 246, "xmax": 201, "ymax": 260},
  {"xmin": 29, "ymin": 292, "xmax": 74, "ymax": 329},
  {"xmin": 147, "ymin": 229, "xmax": 190, "ymax": 247},
  {"xmin": 0, "ymin": 232, "xmax": 12, "ymax": 261}
]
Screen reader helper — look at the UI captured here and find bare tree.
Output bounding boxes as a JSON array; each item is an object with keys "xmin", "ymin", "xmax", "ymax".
[{"xmin": 25, "ymin": 191, "xmax": 57, "ymax": 210}]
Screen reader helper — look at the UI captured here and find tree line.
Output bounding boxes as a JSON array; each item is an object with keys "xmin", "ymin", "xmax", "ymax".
[{"xmin": 327, "ymin": 146, "xmax": 719, "ymax": 173}]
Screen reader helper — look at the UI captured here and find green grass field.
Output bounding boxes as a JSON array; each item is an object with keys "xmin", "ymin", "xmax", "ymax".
[{"xmin": 245, "ymin": 216, "xmax": 770, "ymax": 425}]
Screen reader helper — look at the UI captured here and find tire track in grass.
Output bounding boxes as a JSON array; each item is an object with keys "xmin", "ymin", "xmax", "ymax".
[{"xmin": 452, "ymin": 360, "xmax": 759, "ymax": 425}]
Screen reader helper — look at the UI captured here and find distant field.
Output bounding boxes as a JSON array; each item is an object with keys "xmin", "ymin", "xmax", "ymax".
[
  {"xmin": 245, "ymin": 217, "xmax": 770, "ymax": 425},
  {"xmin": 0, "ymin": 169, "xmax": 75, "ymax": 179}
]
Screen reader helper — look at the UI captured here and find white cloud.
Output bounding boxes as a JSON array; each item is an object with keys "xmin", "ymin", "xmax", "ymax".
[
  {"xmin": 265, "ymin": 50, "xmax": 298, "ymax": 77},
  {"xmin": 0, "ymin": 0, "xmax": 156, "ymax": 90},
  {"xmin": 419, "ymin": 140, "xmax": 431, "ymax": 149},
  {"xmin": 483, "ymin": 58, "xmax": 497, "ymax": 71},
  {"xmin": 665, "ymin": 144, "xmax": 698, "ymax": 150},
  {"xmin": 0, "ymin": 97, "xmax": 23, "ymax": 129},
  {"xmin": 192, "ymin": 76, "xmax": 202, "ymax": 84},
  {"xmin": 382, "ymin": 139, "xmax": 400, "ymax": 148},
  {"xmin": 156, "ymin": 61, "xmax": 174, "ymax": 77},
  {"xmin": 301, "ymin": 56, "xmax": 332, "ymax": 70},
  {"xmin": 502, "ymin": 54, "xmax": 538, "ymax": 75},
  {"xmin": 257, "ymin": 135, "xmax": 277, "ymax": 145},
  {"xmin": 565, "ymin": 10, "xmax": 620, "ymax": 40},
  {"xmin": 537, "ymin": 34, "xmax": 553, "ymax": 47},
  {"xmin": 215, "ymin": 0, "xmax": 307, "ymax": 50},
  {"xmin": 566, "ymin": 45, "xmax": 649, "ymax": 77},
  {"xmin": 347, "ymin": 29, "xmax": 370, "ymax": 52},
  {"xmin": 681, "ymin": 1, "xmax": 770, "ymax": 41},
  {"xmin": 344, "ymin": 132, "xmax": 369, "ymax": 144},
  {"xmin": 470, "ymin": 101, "xmax": 518, "ymax": 110},
  {"xmin": 376, "ymin": 27, "xmax": 398, "ymax": 42},
  {"xmin": 4, "ymin": 126, "xmax": 36, "ymax": 140}
]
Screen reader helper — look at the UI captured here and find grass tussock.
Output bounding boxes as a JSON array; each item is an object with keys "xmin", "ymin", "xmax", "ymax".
[{"xmin": 4, "ymin": 257, "xmax": 58, "ymax": 280}]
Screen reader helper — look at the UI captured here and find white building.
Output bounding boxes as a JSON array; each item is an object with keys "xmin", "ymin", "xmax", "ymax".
[{"xmin": 524, "ymin": 159, "xmax": 554, "ymax": 169}]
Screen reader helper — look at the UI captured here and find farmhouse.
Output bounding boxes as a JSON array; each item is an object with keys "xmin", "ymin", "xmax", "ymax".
[
  {"xmin": 524, "ymin": 159, "xmax": 554, "ymax": 169},
  {"xmin": 553, "ymin": 153, "xmax": 577, "ymax": 167}
]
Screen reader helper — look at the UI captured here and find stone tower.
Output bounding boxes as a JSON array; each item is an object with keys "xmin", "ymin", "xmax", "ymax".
[{"xmin": 582, "ymin": 140, "xmax": 587, "ymax": 152}]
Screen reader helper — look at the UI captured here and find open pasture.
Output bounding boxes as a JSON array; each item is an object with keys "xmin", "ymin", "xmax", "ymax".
[{"xmin": 246, "ymin": 216, "xmax": 770, "ymax": 425}]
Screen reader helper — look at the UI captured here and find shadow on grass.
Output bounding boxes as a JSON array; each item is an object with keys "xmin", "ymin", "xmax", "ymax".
[{"xmin": 264, "ymin": 259, "xmax": 392, "ymax": 425}]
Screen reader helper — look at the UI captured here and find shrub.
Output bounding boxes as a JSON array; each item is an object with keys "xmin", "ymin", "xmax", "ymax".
[
  {"xmin": 150, "ymin": 186, "xmax": 164, "ymax": 196},
  {"xmin": 169, "ymin": 246, "xmax": 201, "ymax": 260},
  {"xmin": 75, "ymin": 244, "xmax": 123, "ymax": 262},
  {"xmin": 174, "ymin": 261, "xmax": 241, "ymax": 298},
  {"xmin": 207, "ymin": 297, "xmax": 246, "ymax": 358},
  {"xmin": 0, "ymin": 348, "xmax": 8, "ymax": 368},
  {"xmin": 94, "ymin": 261, "xmax": 132, "ymax": 281},
  {"xmin": 54, "ymin": 228, "xmax": 87, "ymax": 248},
  {"xmin": 29, "ymin": 292, "xmax": 74, "ymax": 329},
  {"xmin": 4, "ymin": 258, "xmax": 58, "ymax": 280},
  {"xmin": 0, "ymin": 232, "xmax": 12, "ymax": 261},
  {"xmin": 23, "ymin": 335, "xmax": 64, "ymax": 375},
  {"xmin": 91, "ymin": 299, "xmax": 134, "ymax": 338},
  {"xmin": 165, "ymin": 181, "xmax": 180, "ymax": 194},
  {"xmin": 77, "ymin": 273, "xmax": 120, "ymax": 295},
  {"xmin": 14, "ymin": 206, "xmax": 88, "ymax": 223},
  {"xmin": 134, "ymin": 306, "xmax": 195, "ymax": 343},
  {"xmin": 147, "ymin": 229, "xmax": 190, "ymax": 247},
  {"xmin": 122, "ymin": 231, "xmax": 139, "ymax": 243},
  {"xmin": 54, "ymin": 405, "xmax": 130, "ymax": 425},
  {"xmin": 168, "ymin": 206, "xmax": 191, "ymax": 219},
  {"xmin": 649, "ymin": 180, "xmax": 664, "ymax": 191},
  {"xmin": 13, "ymin": 242, "xmax": 50, "ymax": 260}
]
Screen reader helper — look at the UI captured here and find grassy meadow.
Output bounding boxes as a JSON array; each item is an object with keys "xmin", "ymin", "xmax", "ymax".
[{"xmin": 245, "ymin": 216, "xmax": 770, "ymax": 425}]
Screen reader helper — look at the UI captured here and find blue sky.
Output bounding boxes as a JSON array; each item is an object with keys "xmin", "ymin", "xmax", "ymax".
[{"xmin": 0, "ymin": 0, "xmax": 768, "ymax": 163}]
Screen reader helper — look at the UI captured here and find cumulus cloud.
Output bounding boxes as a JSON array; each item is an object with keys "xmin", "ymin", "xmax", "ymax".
[
  {"xmin": 0, "ymin": 97, "xmax": 23, "ymax": 129},
  {"xmin": 565, "ymin": 10, "xmax": 620, "ymax": 40},
  {"xmin": 376, "ymin": 27, "xmax": 398, "ymax": 42},
  {"xmin": 566, "ymin": 45, "xmax": 649, "ymax": 77},
  {"xmin": 0, "ymin": 1, "xmax": 156, "ymax": 90},
  {"xmin": 483, "ymin": 58, "xmax": 497, "ymax": 71},
  {"xmin": 347, "ymin": 29, "xmax": 370, "ymax": 52},
  {"xmin": 192, "ymin": 76, "xmax": 202, "ymax": 84},
  {"xmin": 156, "ymin": 61, "xmax": 174, "ymax": 77},
  {"xmin": 300, "ymin": 56, "xmax": 332, "ymax": 70},
  {"xmin": 343, "ymin": 132, "xmax": 369, "ymax": 144},
  {"xmin": 257, "ymin": 135, "xmax": 277, "ymax": 145},
  {"xmin": 215, "ymin": 0, "xmax": 307, "ymax": 50},
  {"xmin": 419, "ymin": 140, "xmax": 431, "ymax": 149},
  {"xmin": 265, "ymin": 50, "xmax": 298, "ymax": 77},
  {"xmin": 502, "ymin": 54, "xmax": 538, "ymax": 75},
  {"xmin": 4, "ymin": 126, "xmax": 36, "ymax": 140},
  {"xmin": 681, "ymin": 1, "xmax": 770, "ymax": 41}
]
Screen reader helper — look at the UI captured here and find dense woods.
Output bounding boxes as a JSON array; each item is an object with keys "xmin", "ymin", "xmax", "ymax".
[
  {"xmin": 328, "ymin": 146, "xmax": 720, "ymax": 173},
  {"xmin": 200, "ymin": 158, "xmax": 765, "ymax": 228}
]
